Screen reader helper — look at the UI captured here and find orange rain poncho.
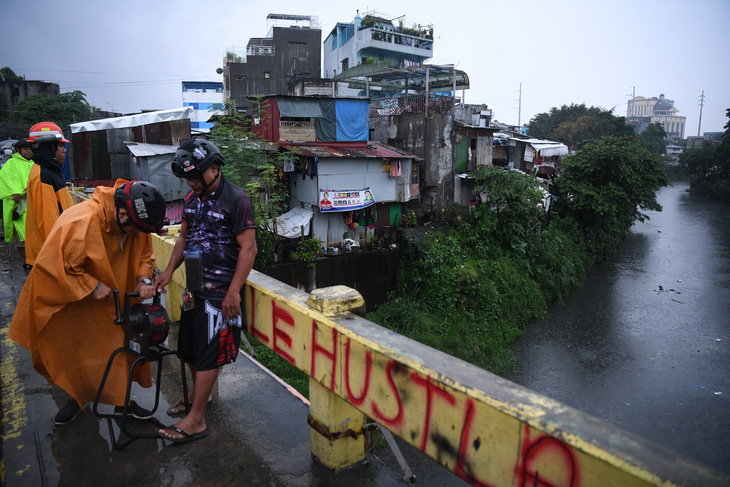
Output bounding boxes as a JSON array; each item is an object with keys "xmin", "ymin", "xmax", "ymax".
[
  {"xmin": 9, "ymin": 181, "xmax": 154, "ymax": 407},
  {"xmin": 25, "ymin": 163, "xmax": 74, "ymax": 265}
]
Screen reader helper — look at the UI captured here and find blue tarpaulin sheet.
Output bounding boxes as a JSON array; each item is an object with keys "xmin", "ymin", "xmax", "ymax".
[{"xmin": 335, "ymin": 99, "xmax": 368, "ymax": 141}]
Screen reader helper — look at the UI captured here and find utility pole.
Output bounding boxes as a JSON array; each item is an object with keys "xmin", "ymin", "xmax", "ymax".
[
  {"xmin": 697, "ymin": 90, "xmax": 705, "ymax": 136},
  {"xmin": 517, "ymin": 82, "xmax": 522, "ymax": 128}
]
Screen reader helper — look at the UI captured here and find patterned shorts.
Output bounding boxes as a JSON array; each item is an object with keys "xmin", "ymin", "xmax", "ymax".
[{"xmin": 178, "ymin": 296, "xmax": 242, "ymax": 371}]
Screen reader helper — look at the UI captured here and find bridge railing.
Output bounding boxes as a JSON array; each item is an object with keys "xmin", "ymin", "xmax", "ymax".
[{"xmin": 152, "ymin": 233, "xmax": 728, "ymax": 487}]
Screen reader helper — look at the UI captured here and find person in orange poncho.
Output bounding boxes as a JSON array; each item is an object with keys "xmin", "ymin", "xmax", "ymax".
[
  {"xmin": 24, "ymin": 122, "xmax": 75, "ymax": 267},
  {"xmin": 9, "ymin": 179, "xmax": 168, "ymax": 425}
]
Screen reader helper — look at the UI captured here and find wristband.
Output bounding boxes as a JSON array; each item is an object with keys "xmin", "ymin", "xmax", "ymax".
[{"xmin": 92, "ymin": 281, "xmax": 102, "ymax": 294}]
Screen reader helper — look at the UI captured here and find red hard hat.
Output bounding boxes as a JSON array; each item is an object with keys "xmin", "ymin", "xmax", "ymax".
[{"xmin": 28, "ymin": 121, "xmax": 69, "ymax": 144}]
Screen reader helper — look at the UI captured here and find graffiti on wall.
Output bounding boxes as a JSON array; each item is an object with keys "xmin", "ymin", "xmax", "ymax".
[{"xmin": 246, "ymin": 287, "xmax": 590, "ymax": 486}]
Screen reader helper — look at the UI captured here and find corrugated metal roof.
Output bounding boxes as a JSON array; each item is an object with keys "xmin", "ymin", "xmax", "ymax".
[
  {"xmin": 125, "ymin": 142, "xmax": 178, "ymax": 157},
  {"xmin": 504, "ymin": 135, "xmax": 569, "ymax": 157},
  {"xmin": 69, "ymin": 107, "xmax": 193, "ymax": 133},
  {"xmin": 281, "ymin": 141, "xmax": 418, "ymax": 159},
  {"xmin": 455, "ymin": 120, "xmax": 499, "ymax": 132},
  {"xmin": 266, "ymin": 206, "xmax": 313, "ymax": 239}
]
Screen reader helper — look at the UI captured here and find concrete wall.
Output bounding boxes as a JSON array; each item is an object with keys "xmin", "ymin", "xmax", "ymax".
[
  {"xmin": 226, "ymin": 27, "xmax": 321, "ymax": 114},
  {"xmin": 150, "ymin": 232, "xmax": 729, "ymax": 486},
  {"xmin": 371, "ymin": 112, "xmax": 457, "ymax": 214},
  {"xmin": 289, "ymin": 78, "xmax": 335, "ymax": 97},
  {"xmin": 0, "ymin": 80, "xmax": 60, "ymax": 121}
]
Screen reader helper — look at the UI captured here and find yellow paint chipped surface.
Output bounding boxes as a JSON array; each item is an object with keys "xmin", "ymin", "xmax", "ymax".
[
  {"xmin": 1, "ymin": 326, "xmax": 29, "ymax": 482},
  {"xmin": 149, "ymin": 231, "xmax": 725, "ymax": 487}
]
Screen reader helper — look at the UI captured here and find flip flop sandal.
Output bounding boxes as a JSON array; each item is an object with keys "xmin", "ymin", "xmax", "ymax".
[
  {"xmin": 158, "ymin": 426, "xmax": 209, "ymax": 444},
  {"xmin": 166, "ymin": 398, "xmax": 213, "ymax": 416}
]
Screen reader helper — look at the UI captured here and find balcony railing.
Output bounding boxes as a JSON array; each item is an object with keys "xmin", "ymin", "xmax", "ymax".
[
  {"xmin": 370, "ymin": 28, "xmax": 433, "ymax": 51},
  {"xmin": 280, "ymin": 120, "xmax": 314, "ymax": 127},
  {"xmin": 369, "ymin": 94, "xmax": 453, "ymax": 117}
]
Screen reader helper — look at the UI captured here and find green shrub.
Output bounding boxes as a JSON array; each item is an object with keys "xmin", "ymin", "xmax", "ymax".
[{"xmin": 290, "ymin": 238, "xmax": 323, "ymax": 267}]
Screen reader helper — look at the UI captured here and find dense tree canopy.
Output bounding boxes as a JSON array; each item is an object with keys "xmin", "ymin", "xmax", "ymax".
[
  {"xmin": 716, "ymin": 109, "xmax": 730, "ymax": 176},
  {"xmin": 639, "ymin": 122, "xmax": 667, "ymax": 157},
  {"xmin": 527, "ymin": 103, "xmax": 635, "ymax": 145},
  {"xmin": 682, "ymin": 108, "xmax": 730, "ymax": 200},
  {"xmin": 9, "ymin": 91, "xmax": 96, "ymax": 130},
  {"xmin": 555, "ymin": 135, "xmax": 670, "ymax": 258},
  {"xmin": 0, "ymin": 67, "xmax": 23, "ymax": 81},
  {"xmin": 208, "ymin": 100, "xmax": 289, "ymax": 268}
]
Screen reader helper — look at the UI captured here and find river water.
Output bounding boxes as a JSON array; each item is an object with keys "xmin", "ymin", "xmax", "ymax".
[{"xmin": 503, "ymin": 182, "xmax": 730, "ymax": 475}]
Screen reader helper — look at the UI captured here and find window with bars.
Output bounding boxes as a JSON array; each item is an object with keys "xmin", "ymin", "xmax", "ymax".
[{"xmin": 289, "ymin": 42, "xmax": 307, "ymax": 58}]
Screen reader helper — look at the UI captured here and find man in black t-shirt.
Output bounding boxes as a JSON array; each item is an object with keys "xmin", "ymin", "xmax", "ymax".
[{"xmin": 155, "ymin": 138, "xmax": 257, "ymax": 443}]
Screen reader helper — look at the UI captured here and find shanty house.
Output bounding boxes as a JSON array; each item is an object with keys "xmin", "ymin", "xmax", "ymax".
[
  {"xmin": 493, "ymin": 133, "xmax": 569, "ymax": 176},
  {"xmin": 68, "ymin": 107, "xmax": 193, "ymax": 185},
  {"xmin": 253, "ymin": 95, "xmax": 419, "ymax": 247},
  {"xmin": 68, "ymin": 107, "xmax": 193, "ymax": 223}
]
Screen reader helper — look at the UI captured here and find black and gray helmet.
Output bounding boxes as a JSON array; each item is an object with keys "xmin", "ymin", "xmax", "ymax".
[
  {"xmin": 171, "ymin": 138, "xmax": 225, "ymax": 179},
  {"xmin": 114, "ymin": 180, "xmax": 166, "ymax": 233}
]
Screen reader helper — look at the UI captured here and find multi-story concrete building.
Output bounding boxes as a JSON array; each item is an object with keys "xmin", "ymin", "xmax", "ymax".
[
  {"xmin": 181, "ymin": 81, "xmax": 223, "ymax": 133},
  {"xmin": 0, "ymin": 78, "xmax": 60, "ymax": 122},
  {"xmin": 222, "ymin": 14, "xmax": 321, "ymax": 115},
  {"xmin": 324, "ymin": 10, "xmax": 434, "ymax": 97},
  {"xmin": 627, "ymin": 94, "xmax": 686, "ymax": 141}
]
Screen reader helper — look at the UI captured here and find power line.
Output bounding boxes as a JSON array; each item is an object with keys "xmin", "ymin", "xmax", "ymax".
[{"xmin": 11, "ymin": 67, "xmax": 196, "ymax": 78}]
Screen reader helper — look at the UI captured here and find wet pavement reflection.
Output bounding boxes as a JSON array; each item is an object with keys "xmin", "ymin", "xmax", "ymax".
[
  {"xmin": 504, "ymin": 182, "xmax": 730, "ymax": 474},
  {"xmin": 0, "ymin": 224, "xmax": 467, "ymax": 486}
]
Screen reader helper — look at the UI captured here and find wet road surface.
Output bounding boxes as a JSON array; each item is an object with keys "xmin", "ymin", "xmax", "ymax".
[
  {"xmin": 504, "ymin": 182, "xmax": 730, "ymax": 475},
  {"xmin": 0, "ymin": 237, "xmax": 467, "ymax": 486}
]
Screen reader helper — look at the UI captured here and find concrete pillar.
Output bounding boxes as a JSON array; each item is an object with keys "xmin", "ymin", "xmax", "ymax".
[
  {"xmin": 308, "ymin": 379, "xmax": 366, "ymax": 470},
  {"xmin": 306, "ymin": 285, "xmax": 367, "ymax": 469}
]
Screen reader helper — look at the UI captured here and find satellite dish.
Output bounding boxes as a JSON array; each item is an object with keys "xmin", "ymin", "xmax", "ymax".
[{"xmin": 216, "ymin": 68, "xmax": 223, "ymax": 75}]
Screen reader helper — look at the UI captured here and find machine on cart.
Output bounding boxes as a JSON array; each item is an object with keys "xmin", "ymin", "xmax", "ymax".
[{"xmin": 93, "ymin": 289, "xmax": 188, "ymax": 450}]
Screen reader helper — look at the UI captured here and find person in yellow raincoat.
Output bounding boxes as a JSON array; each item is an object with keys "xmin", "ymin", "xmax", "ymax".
[
  {"xmin": 24, "ymin": 122, "xmax": 75, "ymax": 267},
  {"xmin": 9, "ymin": 179, "xmax": 168, "ymax": 425},
  {"xmin": 0, "ymin": 139, "xmax": 34, "ymax": 263}
]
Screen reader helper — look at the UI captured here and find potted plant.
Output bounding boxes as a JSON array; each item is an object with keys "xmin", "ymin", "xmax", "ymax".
[{"xmin": 291, "ymin": 238, "xmax": 323, "ymax": 268}]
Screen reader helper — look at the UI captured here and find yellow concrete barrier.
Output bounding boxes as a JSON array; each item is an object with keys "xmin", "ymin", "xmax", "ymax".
[{"xmin": 151, "ymin": 234, "xmax": 729, "ymax": 486}]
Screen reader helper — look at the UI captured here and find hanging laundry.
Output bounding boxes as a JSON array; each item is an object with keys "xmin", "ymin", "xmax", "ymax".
[
  {"xmin": 308, "ymin": 158, "xmax": 318, "ymax": 179},
  {"xmin": 390, "ymin": 160, "xmax": 401, "ymax": 177}
]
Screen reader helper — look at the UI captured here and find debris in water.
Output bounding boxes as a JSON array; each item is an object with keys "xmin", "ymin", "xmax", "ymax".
[{"xmin": 694, "ymin": 385, "xmax": 704, "ymax": 390}]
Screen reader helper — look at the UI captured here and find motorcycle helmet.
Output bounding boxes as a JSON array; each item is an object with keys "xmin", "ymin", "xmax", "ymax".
[{"xmin": 114, "ymin": 180, "xmax": 166, "ymax": 233}]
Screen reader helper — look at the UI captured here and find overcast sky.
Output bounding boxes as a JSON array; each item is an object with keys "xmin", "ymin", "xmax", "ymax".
[{"xmin": 3, "ymin": 0, "xmax": 728, "ymax": 134}]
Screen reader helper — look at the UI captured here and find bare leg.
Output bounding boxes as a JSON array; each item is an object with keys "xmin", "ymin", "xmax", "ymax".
[
  {"xmin": 168, "ymin": 363, "xmax": 213, "ymax": 414},
  {"xmin": 159, "ymin": 368, "xmax": 218, "ymax": 439}
]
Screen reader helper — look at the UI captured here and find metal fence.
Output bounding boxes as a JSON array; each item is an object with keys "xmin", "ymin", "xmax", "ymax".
[{"xmin": 369, "ymin": 94, "xmax": 453, "ymax": 117}]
